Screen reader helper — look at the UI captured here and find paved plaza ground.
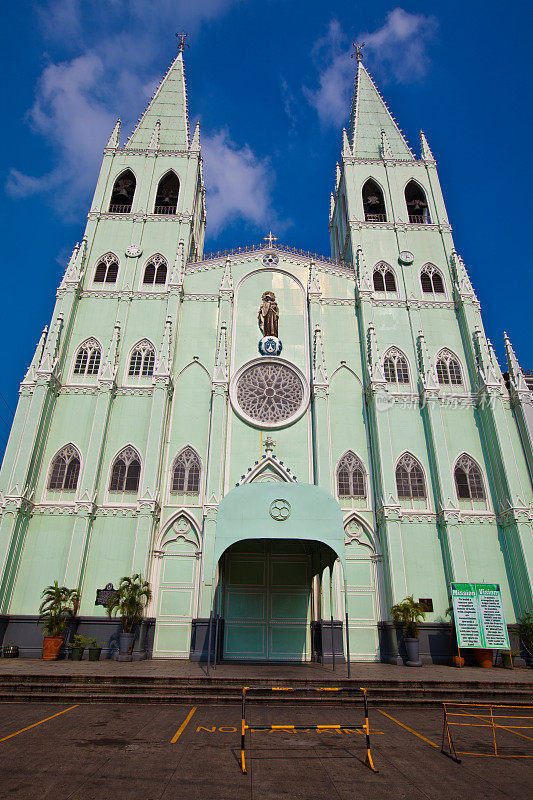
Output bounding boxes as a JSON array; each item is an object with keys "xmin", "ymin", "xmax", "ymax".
[{"xmin": 0, "ymin": 699, "xmax": 531, "ymax": 799}]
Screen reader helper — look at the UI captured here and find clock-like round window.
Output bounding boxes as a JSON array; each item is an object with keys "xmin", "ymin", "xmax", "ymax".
[{"xmin": 231, "ymin": 359, "xmax": 308, "ymax": 428}]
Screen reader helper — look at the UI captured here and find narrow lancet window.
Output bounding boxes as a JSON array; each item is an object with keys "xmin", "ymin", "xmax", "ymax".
[
  {"xmin": 337, "ymin": 452, "xmax": 366, "ymax": 498},
  {"xmin": 454, "ymin": 455, "xmax": 485, "ymax": 500},
  {"xmin": 171, "ymin": 447, "xmax": 201, "ymax": 493},
  {"xmin": 48, "ymin": 445, "xmax": 80, "ymax": 491},
  {"xmin": 383, "ymin": 347, "xmax": 410, "ymax": 384},
  {"xmin": 405, "ymin": 180, "xmax": 430, "ymax": 223},
  {"xmin": 128, "ymin": 340, "xmax": 155, "ymax": 377},
  {"xmin": 73, "ymin": 339, "xmax": 101, "ymax": 377},
  {"xmin": 109, "ymin": 169, "xmax": 136, "ymax": 213},
  {"xmin": 436, "ymin": 350, "xmax": 462, "ymax": 386},
  {"xmin": 373, "ymin": 262, "xmax": 396, "ymax": 293},
  {"xmin": 109, "ymin": 447, "xmax": 141, "ymax": 492},
  {"xmin": 93, "ymin": 254, "xmax": 119, "ymax": 284},
  {"xmin": 143, "ymin": 255, "xmax": 167, "ymax": 285},
  {"xmin": 396, "ymin": 453, "xmax": 426, "ymax": 499},
  {"xmin": 421, "ymin": 264, "xmax": 445, "ymax": 295},
  {"xmin": 154, "ymin": 171, "xmax": 179, "ymax": 214},
  {"xmin": 362, "ymin": 179, "xmax": 387, "ymax": 222}
]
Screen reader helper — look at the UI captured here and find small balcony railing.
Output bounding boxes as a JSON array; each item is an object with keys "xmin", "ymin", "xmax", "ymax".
[
  {"xmin": 108, "ymin": 204, "xmax": 132, "ymax": 213},
  {"xmin": 408, "ymin": 214, "xmax": 428, "ymax": 224},
  {"xmin": 364, "ymin": 213, "xmax": 387, "ymax": 222},
  {"xmin": 154, "ymin": 206, "xmax": 177, "ymax": 215}
]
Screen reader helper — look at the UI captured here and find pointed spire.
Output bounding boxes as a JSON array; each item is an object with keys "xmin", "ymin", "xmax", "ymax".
[
  {"xmin": 154, "ymin": 317, "xmax": 172, "ymax": 377},
  {"xmin": 329, "ymin": 192, "xmax": 335, "ymax": 221},
  {"xmin": 99, "ymin": 323, "xmax": 120, "ymax": 383},
  {"xmin": 417, "ymin": 331, "xmax": 439, "ymax": 390},
  {"xmin": 213, "ymin": 322, "xmax": 229, "ymax": 384},
  {"xmin": 473, "ymin": 326, "xmax": 501, "ymax": 387},
  {"xmin": 342, "ymin": 127, "xmax": 351, "ymax": 157},
  {"xmin": 313, "ymin": 325, "xmax": 328, "ymax": 386},
  {"xmin": 308, "ymin": 262, "xmax": 321, "ymax": 297},
  {"xmin": 420, "ymin": 130, "xmax": 435, "ymax": 162},
  {"xmin": 148, "ymin": 119, "xmax": 161, "ymax": 150},
  {"xmin": 126, "ymin": 49, "xmax": 190, "ymax": 150},
  {"xmin": 487, "ymin": 339, "xmax": 504, "ymax": 384},
  {"xmin": 22, "ymin": 326, "xmax": 48, "ymax": 384},
  {"xmin": 62, "ymin": 235, "xmax": 87, "ymax": 286},
  {"xmin": 367, "ymin": 322, "xmax": 386, "ymax": 383},
  {"xmin": 355, "ymin": 245, "xmax": 372, "ymax": 294},
  {"xmin": 504, "ymin": 332, "xmax": 529, "ymax": 393},
  {"xmin": 335, "ymin": 162, "xmax": 341, "ymax": 192},
  {"xmin": 190, "ymin": 120, "xmax": 201, "ymax": 152},
  {"xmin": 349, "ymin": 58, "xmax": 414, "ymax": 160},
  {"xmin": 169, "ymin": 241, "xmax": 185, "ymax": 288},
  {"xmin": 451, "ymin": 251, "xmax": 478, "ymax": 302},
  {"xmin": 219, "ymin": 258, "xmax": 233, "ymax": 295},
  {"xmin": 105, "ymin": 118, "xmax": 121, "ymax": 150},
  {"xmin": 38, "ymin": 314, "xmax": 64, "ymax": 374}
]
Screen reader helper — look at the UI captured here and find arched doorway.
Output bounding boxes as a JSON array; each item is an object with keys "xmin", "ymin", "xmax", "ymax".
[{"xmin": 344, "ymin": 516, "xmax": 382, "ymax": 661}]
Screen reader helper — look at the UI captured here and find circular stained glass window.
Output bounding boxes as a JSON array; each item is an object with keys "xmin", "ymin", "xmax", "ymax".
[{"xmin": 234, "ymin": 361, "xmax": 306, "ymax": 426}]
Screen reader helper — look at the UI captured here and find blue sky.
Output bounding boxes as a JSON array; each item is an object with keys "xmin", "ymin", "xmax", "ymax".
[{"xmin": 1, "ymin": 0, "xmax": 532, "ymax": 455}]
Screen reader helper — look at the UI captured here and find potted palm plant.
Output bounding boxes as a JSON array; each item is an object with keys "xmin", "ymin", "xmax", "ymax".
[
  {"xmin": 518, "ymin": 613, "xmax": 533, "ymax": 667},
  {"xmin": 391, "ymin": 595, "xmax": 426, "ymax": 667},
  {"xmin": 38, "ymin": 582, "xmax": 80, "ymax": 661},
  {"xmin": 106, "ymin": 574, "xmax": 152, "ymax": 661}
]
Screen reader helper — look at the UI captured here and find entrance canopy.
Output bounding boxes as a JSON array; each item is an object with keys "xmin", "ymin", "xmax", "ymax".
[{"xmin": 213, "ymin": 483, "xmax": 346, "ymax": 576}]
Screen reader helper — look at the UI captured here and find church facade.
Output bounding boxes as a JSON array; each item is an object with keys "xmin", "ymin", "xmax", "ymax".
[{"xmin": 0, "ymin": 46, "xmax": 531, "ymax": 662}]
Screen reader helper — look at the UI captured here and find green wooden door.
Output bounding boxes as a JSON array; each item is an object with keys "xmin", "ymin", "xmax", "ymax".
[{"xmin": 223, "ymin": 541, "xmax": 311, "ymax": 661}]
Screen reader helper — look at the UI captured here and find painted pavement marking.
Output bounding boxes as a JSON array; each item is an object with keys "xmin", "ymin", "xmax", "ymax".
[
  {"xmin": 0, "ymin": 705, "xmax": 79, "ymax": 743},
  {"xmin": 170, "ymin": 706, "xmax": 197, "ymax": 743},
  {"xmin": 378, "ymin": 709, "xmax": 438, "ymax": 748},
  {"xmin": 195, "ymin": 725, "xmax": 383, "ymax": 734}
]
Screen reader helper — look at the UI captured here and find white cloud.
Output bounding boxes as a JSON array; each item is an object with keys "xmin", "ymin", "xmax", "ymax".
[
  {"xmin": 202, "ymin": 130, "xmax": 279, "ymax": 235},
  {"xmin": 306, "ymin": 10, "xmax": 438, "ymax": 128},
  {"xmin": 8, "ymin": 0, "xmax": 243, "ymax": 218}
]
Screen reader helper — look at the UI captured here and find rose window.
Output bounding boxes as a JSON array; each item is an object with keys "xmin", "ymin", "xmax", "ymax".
[{"xmin": 235, "ymin": 362, "xmax": 304, "ymax": 425}]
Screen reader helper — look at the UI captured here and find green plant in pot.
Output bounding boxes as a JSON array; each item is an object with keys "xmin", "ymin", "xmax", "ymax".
[
  {"xmin": 38, "ymin": 582, "xmax": 80, "ymax": 661},
  {"xmin": 87, "ymin": 638, "xmax": 104, "ymax": 662},
  {"xmin": 106, "ymin": 574, "xmax": 152, "ymax": 662},
  {"xmin": 518, "ymin": 613, "xmax": 533, "ymax": 667},
  {"xmin": 391, "ymin": 595, "xmax": 426, "ymax": 667},
  {"xmin": 67, "ymin": 634, "xmax": 89, "ymax": 661}
]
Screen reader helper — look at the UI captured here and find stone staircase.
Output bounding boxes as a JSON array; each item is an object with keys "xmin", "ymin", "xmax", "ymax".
[{"xmin": 0, "ymin": 673, "xmax": 531, "ymax": 706}]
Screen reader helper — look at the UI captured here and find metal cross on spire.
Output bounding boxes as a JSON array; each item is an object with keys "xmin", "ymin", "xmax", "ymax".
[
  {"xmin": 351, "ymin": 41, "xmax": 365, "ymax": 62},
  {"xmin": 263, "ymin": 231, "xmax": 278, "ymax": 249},
  {"xmin": 176, "ymin": 31, "xmax": 189, "ymax": 53}
]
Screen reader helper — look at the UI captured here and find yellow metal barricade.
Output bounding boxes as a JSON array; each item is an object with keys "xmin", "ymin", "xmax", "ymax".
[
  {"xmin": 239, "ymin": 686, "xmax": 377, "ymax": 774},
  {"xmin": 441, "ymin": 702, "xmax": 533, "ymax": 762}
]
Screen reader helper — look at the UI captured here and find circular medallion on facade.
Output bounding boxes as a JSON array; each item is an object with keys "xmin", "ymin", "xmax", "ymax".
[
  {"xmin": 269, "ymin": 498, "xmax": 291, "ymax": 521},
  {"xmin": 262, "ymin": 253, "xmax": 279, "ymax": 266},
  {"xmin": 125, "ymin": 244, "xmax": 142, "ymax": 257},
  {"xmin": 258, "ymin": 336, "xmax": 283, "ymax": 356},
  {"xmin": 398, "ymin": 250, "xmax": 414, "ymax": 265},
  {"xmin": 231, "ymin": 359, "xmax": 309, "ymax": 429}
]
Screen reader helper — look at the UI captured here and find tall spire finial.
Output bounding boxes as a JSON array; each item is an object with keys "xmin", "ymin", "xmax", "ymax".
[
  {"xmin": 263, "ymin": 231, "xmax": 278, "ymax": 249},
  {"xmin": 176, "ymin": 31, "xmax": 189, "ymax": 54},
  {"xmin": 351, "ymin": 41, "xmax": 365, "ymax": 62}
]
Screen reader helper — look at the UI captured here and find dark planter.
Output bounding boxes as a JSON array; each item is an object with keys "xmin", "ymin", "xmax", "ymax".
[
  {"xmin": 70, "ymin": 647, "xmax": 84, "ymax": 661},
  {"xmin": 404, "ymin": 637, "xmax": 422, "ymax": 666},
  {"xmin": 88, "ymin": 647, "xmax": 101, "ymax": 662},
  {"xmin": 117, "ymin": 632, "xmax": 135, "ymax": 662},
  {"xmin": 501, "ymin": 652, "xmax": 514, "ymax": 669},
  {"xmin": 2, "ymin": 645, "xmax": 19, "ymax": 658}
]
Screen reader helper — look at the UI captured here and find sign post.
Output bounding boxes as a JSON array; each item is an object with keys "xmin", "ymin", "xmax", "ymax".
[{"xmin": 450, "ymin": 583, "xmax": 510, "ymax": 667}]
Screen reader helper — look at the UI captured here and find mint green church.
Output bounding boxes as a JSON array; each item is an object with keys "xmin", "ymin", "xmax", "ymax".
[{"xmin": 0, "ymin": 46, "xmax": 531, "ymax": 663}]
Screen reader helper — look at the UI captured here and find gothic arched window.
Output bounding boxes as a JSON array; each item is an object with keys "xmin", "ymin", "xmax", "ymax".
[
  {"xmin": 396, "ymin": 453, "xmax": 426, "ymax": 499},
  {"xmin": 436, "ymin": 349, "xmax": 462, "ymax": 386},
  {"xmin": 405, "ymin": 180, "xmax": 430, "ymax": 223},
  {"xmin": 171, "ymin": 447, "xmax": 201, "ymax": 493},
  {"xmin": 109, "ymin": 169, "xmax": 136, "ymax": 213},
  {"xmin": 154, "ymin": 171, "xmax": 180, "ymax": 214},
  {"xmin": 109, "ymin": 447, "xmax": 141, "ymax": 492},
  {"xmin": 143, "ymin": 255, "xmax": 167, "ymax": 285},
  {"xmin": 128, "ymin": 340, "xmax": 155, "ymax": 377},
  {"xmin": 383, "ymin": 347, "xmax": 410, "ymax": 385},
  {"xmin": 373, "ymin": 261, "xmax": 396, "ymax": 293},
  {"xmin": 48, "ymin": 444, "xmax": 81, "ymax": 491},
  {"xmin": 73, "ymin": 339, "xmax": 101, "ymax": 377},
  {"xmin": 454, "ymin": 454, "xmax": 485, "ymax": 500},
  {"xmin": 362, "ymin": 178, "xmax": 387, "ymax": 222},
  {"xmin": 93, "ymin": 253, "xmax": 119, "ymax": 284},
  {"xmin": 420, "ymin": 264, "xmax": 445, "ymax": 295},
  {"xmin": 337, "ymin": 451, "xmax": 366, "ymax": 498}
]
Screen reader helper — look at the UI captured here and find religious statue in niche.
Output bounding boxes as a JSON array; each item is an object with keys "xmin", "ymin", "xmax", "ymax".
[{"xmin": 258, "ymin": 291, "xmax": 279, "ymax": 338}]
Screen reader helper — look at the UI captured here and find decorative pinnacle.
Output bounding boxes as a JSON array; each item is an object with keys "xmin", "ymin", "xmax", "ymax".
[
  {"xmin": 263, "ymin": 231, "xmax": 278, "ymax": 249},
  {"xmin": 351, "ymin": 41, "xmax": 365, "ymax": 62},
  {"xmin": 176, "ymin": 31, "xmax": 189, "ymax": 53}
]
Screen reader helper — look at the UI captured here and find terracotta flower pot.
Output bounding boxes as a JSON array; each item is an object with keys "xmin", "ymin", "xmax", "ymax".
[
  {"xmin": 452, "ymin": 655, "xmax": 465, "ymax": 668},
  {"xmin": 42, "ymin": 636, "xmax": 64, "ymax": 661},
  {"xmin": 474, "ymin": 648, "xmax": 493, "ymax": 668}
]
